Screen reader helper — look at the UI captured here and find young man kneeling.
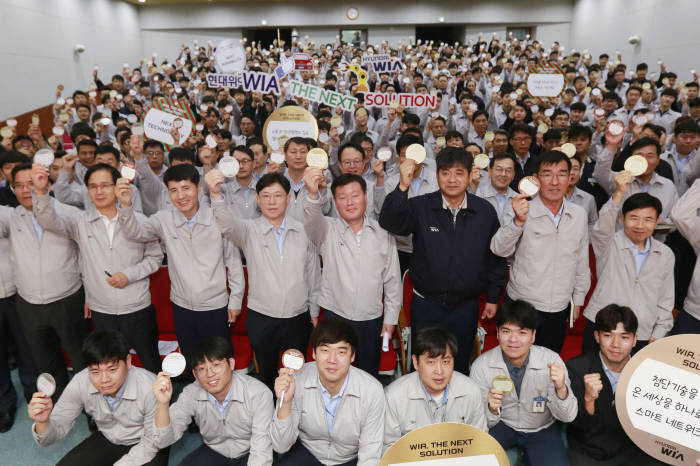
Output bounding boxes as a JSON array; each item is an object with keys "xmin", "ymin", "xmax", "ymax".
[{"xmin": 28, "ymin": 331, "xmax": 166, "ymax": 466}]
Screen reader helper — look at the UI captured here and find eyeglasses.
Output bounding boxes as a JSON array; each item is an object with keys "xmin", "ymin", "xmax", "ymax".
[
  {"xmin": 13, "ymin": 182, "xmax": 33, "ymax": 190},
  {"xmin": 341, "ymin": 160, "xmax": 363, "ymax": 167},
  {"xmin": 87, "ymin": 183, "xmax": 115, "ymax": 191},
  {"xmin": 538, "ymin": 173, "xmax": 570, "ymax": 182},
  {"xmin": 235, "ymin": 158, "xmax": 253, "ymax": 165},
  {"xmin": 511, "ymin": 137, "xmax": 531, "ymax": 144},
  {"xmin": 146, "ymin": 151, "xmax": 164, "ymax": 156},
  {"xmin": 493, "ymin": 167, "xmax": 514, "ymax": 175},
  {"xmin": 194, "ymin": 360, "xmax": 227, "ymax": 377}
]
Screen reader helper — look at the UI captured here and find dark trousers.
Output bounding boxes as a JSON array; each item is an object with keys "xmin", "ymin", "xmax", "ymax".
[
  {"xmin": 91, "ymin": 305, "xmax": 161, "ymax": 375},
  {"xmin": 569, "ymin": 442, "xmax": 667, "ymax": 466},
  {"xmin": 324, "ymin": 310, "xmax": 382, "ymax": 378},
  {"xmin": 670, "ymin": 308, "xmax": 700, "ymax": 335},
  {"xmin": 180, "ymin": 443, "xmax": 248, "ymax": 466},
  {"xmin": 172, "ymin": 304, "xmax": 230, "ymax": 380},
  {"xmin": 397, "ymin": 250, "xmax": 411, "ymax": 277},
  {"xmin": 246, "ymin": 309, "xmax": 311, "ymax": 391},
  {"xmin": 489, "ymin": 421, "xmax": 569, "ymax": 466},
  {"xmin": 582, "ymin": 320, "xmax": 648, "ymax": 355},
  {"xmin": 505, "ymin": 295, "xmax": 569, "ymax": 354},
  {"xmin": 0, "ymin": 295, "xmax": 37, "ymax": 412},
  {"xmin": 15, "ymin": 288, "xmax": 88, "ymax": 400},
  {"xmin": 410, "ymin": 294, "xmax": 479, "ymax": 374},
  {"xmin": 277, "ymin": 440, "xmax": 357, "ymax": 466},
  {"xmin": 57, "ymin": 430, "xmax": 169, "ymax": 466}
]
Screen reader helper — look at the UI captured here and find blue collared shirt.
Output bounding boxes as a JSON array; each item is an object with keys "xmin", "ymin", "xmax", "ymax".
[
  {"xmin": 545, "ymin": 202, "xmax": 565, "ymax": 228},
  {"xmin": 422, "ymin": 382, "xmax": 449, "ymax": 423},
  {"xmin": 290, "ymin": 177, "xmax": 305, "ymax": 194},
  {"xmin": 672, "ymin": 148, "xmax": 691, "ymax": 174},
  {"xmin": 319, "ymin": 374, "xmax": 349, "ymax": 436},
  {"xmin": 503, "ymin": 351, "xmax": 530, "ymax": 397},
  {"xmin": 625, "ymin": 236, "xmax": 651, "ymax": 275},
  {"xmin": 410, "ymin": 168, "xmax": 425, "ymax": 196},
  {"xmin": 103, "ymin": 376, "xmax": 128, "ymax": 412},
  {"xmin": 29, "ymin": 212, "xmax": 43, "ymax": 242},
  {"xmin": 600, "ymin": 352, "xmax": 621, "ymax": 394},
  {"xmin": 185, "ymin": 209, "xmax": 200, "ymax": 232},
  {"xmin": 495, "ymin": 192, "xmax": 507, "ymax": 218},
  {"xmin": 207, "ymin": 382, "xmax": 234, "ymax": 417},
  {"xmin": 272, "ymin": 218, "xmax": 286, "ymax": 254}
]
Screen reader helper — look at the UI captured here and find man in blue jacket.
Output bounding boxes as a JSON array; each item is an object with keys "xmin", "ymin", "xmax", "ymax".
[{"xmin": 379, "ymin": 147, "xmax": 507, "ymax": 373}]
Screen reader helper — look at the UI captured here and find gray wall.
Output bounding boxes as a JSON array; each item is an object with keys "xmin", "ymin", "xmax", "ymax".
[{"xmin": 0, "ymin": 0, "xmax": 142, "ymax": 120}]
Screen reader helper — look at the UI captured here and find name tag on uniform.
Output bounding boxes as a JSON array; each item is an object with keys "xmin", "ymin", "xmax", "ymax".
[{"xmin": 532, "ymin": 396, "xmax": 546, "ymax": 413}]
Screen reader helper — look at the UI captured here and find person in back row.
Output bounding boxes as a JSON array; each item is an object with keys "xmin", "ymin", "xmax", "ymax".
[
  {"xmin": 471, "ymin": 300, "xmax": 577, "ymax": 466},
  {"xmin": 152, "ymin": 336, "xmax": 273, "ymax": 465},
  {"xmin": 27, "ymin": 330, "xmax": 167, "ymax": 466},
  {"xmin": 383, "ymin": 327, "xmax": 487, "ymax": 451},
  {"xmin": 272, "ymin": 318, "xmax": 386, "ymax": 466}
]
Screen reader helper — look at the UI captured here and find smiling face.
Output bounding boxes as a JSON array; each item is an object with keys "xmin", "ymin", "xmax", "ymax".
[
  {"xmin": 438, "ymin": 163, "xmax": 470, "ymax": 199},
  {"xmin": 166, "ymin": 179, "xmax": 200, "ymax": 219},
  {"xmin": 536, "ymin": 160, "xmax": 570, "ymax": 204},
  {"xmin": 313, "ymin": 341, "xmax": 355, "ymax": 387},
  {"xmin": 489, "ymin": 157, "xmax": 515, "ymax": 192},
  {"xmin": 87, "ymin": 356, "xmax": 131, "ymax": 397},
  {"xmin": 497, "ymin": 322, "xmax": 535, "ymax": 365},
  {"xmin": 284, "ymin": 141, "xmax": 309, "ymax": 171},
  {"xmin": 256, "ymin": 182, "xmax": 290, "ymax": 223},
  {"xmin": 622, "ymin": 206, "xmax": 658, "ymax": 246},
  {"xmin": 87, "ymin": 169, "xmax": 117, "ymax": 211},
  {"xmin": 333, "ymin": 181, "xmax": 367, "ymax": 224},
  {"xmin": 595, "ymin": 322, "xmax": 637, "ymax": 366},
  {"xmin": 193, "ymin": 357, "xmax": 235, "ymax": 398}
]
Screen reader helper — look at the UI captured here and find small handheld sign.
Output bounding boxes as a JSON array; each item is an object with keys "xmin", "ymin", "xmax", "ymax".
[
  {"xmin": 219, "ymin": 156, "xmax": 240, "ymax": 178},
  {"xmin": 34, "ymin": 149, "xmax": 55, "ymax": 167},
  {"xmin": 474, "ymin": 153, "xmax": 490, "ymax": 170},
  {"xmin": 162, "ymin": 352, "xmax": 186, "ymax": 378},
  {"xmin": 624, "ymin": 155, "xmax": 648, "ymax": 177},
  {"xmin": 306, "ymin": 148, "xmax": 329, "ymax": 170},
  {"xmin": 120, "ymin": 166, "xmax": 136, "ymax": 181},
  {"xmin": 376, "ymin": 147, "xmax": 392, "ymax": 162},
  {"xmin": 518, "ymin": 176, "xmax": 540, "ymax": 197},
  {"xmin": 37, "ymin": 373, "xmax": 56, "ymax": 397},
  {"xmin": 278, "ymin": 349, "xmax": 305, "ymax": 410},
  {"xmin": 405, "ymin": 143, "xmax": 426, "ymax": 164}
]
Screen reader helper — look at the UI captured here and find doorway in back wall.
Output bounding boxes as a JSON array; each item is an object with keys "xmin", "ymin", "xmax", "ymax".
[
  {"xmin": 241, "ymin": 27, "xmax": 292, "ymax": 50},
  {"xmin": 415, "ymin": 25, "xmax": 465, "ymax": 46}
]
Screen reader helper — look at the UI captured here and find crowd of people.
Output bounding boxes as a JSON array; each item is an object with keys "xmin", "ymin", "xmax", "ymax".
[{"xmin": 0, "ymin": 32, "xmax": 699, "ymax": 466}]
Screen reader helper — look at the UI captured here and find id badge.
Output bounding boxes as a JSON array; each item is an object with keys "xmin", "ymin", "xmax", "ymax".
[{"xmin": 532, "ymin": 396, "xmax": 546, "ymax": 413}]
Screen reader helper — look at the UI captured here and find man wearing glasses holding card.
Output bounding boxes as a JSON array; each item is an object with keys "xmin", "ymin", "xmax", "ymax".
[
  {"xmin": 471, "ymin": 300, "xmax": 577, "ymax": 466},
  {"xmin": 151, "ymin": 336, "xmax": 273, "ymax": 465},
  {"xmin": 31, "ymin": 162, "xmax": 163, "ymax": 375},
  {"xmin": 491, "ymin": 150, "xmax": 590, "ymax": 354}
]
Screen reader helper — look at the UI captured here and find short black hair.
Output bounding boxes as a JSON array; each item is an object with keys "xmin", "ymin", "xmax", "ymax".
[
  {"xmin": 570, "ymin": 102, "xmax": 587, "ymax": 112},
  {"xmin": 673, "ymin": 120, "xmax": 700, "ymax": 136},
  {"xmin": 76, "ymin": 139, "xmax": 98, "ymax": 151},
  {"xmin": 168, "ymin": 147, "xmax": 195, "ymax": 165},
  {"xmin": 95, "ymin": 144, "xmax": 120, "ymax": 163},
  {"xmin": 436, "ymin": 146, "xmax": 473, "ymax": 172},
  {"xmin": 495, "ymin": 299, "xmax": 539, "ymax": 331},
  {"xmin": 395, "ymin": 133, "xmax": 423, "ymax": 155},
  {"xmin": 595, "ymin": 304, "xmax": 638, "ymax": 334},
  {"xmin": 246, "ymin": 137, "xmax": 267, "ymax": 153},
  {"xmin": 509, "ymin": 123, "xmax": 533, "ymax": 140},
  {"xmin": 232, "ymin": 145, "xmax": 254, "ymax": 160},
  {"xmin": 534, "ymin": 150, "xmax": 571, "ymax": 172},
  {"xmin": 331, "ymin": 173, "xmax": 366, "ymax": 196},
  {"xmin": 445, "ymin": 131, "xmax": 464, "ymax": 143},
  {"xmin": 11, "ymin": 162, "xmax": 33, "ymax": 183},
  {"xmin": 163, "ymin": 163, "xmax": 200, "ymax": 187},
  {"xmin": 412, "ymin": 327, "xmax": 459, "ymax": 359},
  {"xmin": 284, "ymin": 136, "xmax": 312, "ymax": 152},
  {"xmin": 543, "ymin": 129, "xmax": 564, "ymax": 143},
  {"xmin": 490, "ymin": 152, "xmax": 517, "ymax": 169},
  {"xmin": 256, "ymin": 173, "xmax": 290, "ymax": 194},
  {"xmin": 569, "ymin": 124, "xmax": 593, "ymax": 141},
  {"xmin": 338, "ymin": 142, "xmax": 364, "ymax": 162},
  {"xmin": 143, "ymin": 139, "xmax": 165, "ymax": 152},
  {"xmin": 310, "ymin": 318, "xmax": 358, "ymax": 353},
  {"xmin": 629, "ymin": 137, "xmax": 661, "ymax": 157},
  {"xmin": 189, "ymin": 336, "xmax": 234, "ymax": 370},
  {"xmin": 0, "ymin": 151, "xmax": 30, "ymax": 170},
  {"xmin": 85, "ymin": 163, "xmax": 120, "ymax": 185},
  {"xmin": 622, "ymin": 192, "xmax": 662, "ymax": 217},
  {"xmin": 82, "ymin": 330, "xmax": 130, "ymax": 366}
]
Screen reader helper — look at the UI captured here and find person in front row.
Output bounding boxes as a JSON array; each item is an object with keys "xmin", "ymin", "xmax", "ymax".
[
  {"xmin": 272, "ymin": 318, "xmax": 386, "ymax": 466},
  {"xmin": 27, "ymin": 331, "xmax": 167, "ymax": 466},
  {"xmin": 383, "ymin": 327, "xmax": 487, "ymax": 451},
  {"xmin": 471, "ymin": 300, "xmax": 578, "ymax": 466},
  {"xmin": 567, "ymin": 304, "xmax": 664, "ymax": 466},
  {"xmin": 582, "ymin": 171, "xmax": 675, "ymax": 353},
  {"xmin": 151, "ymin": 336, "xmax": 273, "ymax": 466}
]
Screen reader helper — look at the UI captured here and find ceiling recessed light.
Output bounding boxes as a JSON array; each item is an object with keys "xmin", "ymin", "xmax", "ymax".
[
  {"xmin": 439, "ymin": 16, "xmax": 445, "ymax": 23},
  {"xmin": 138, "ymin": 0, "xmax": 146, "ymax": 3},
  {"xmin": 261, "ymin": 19, "xmax": 268, "ymax": 25}
]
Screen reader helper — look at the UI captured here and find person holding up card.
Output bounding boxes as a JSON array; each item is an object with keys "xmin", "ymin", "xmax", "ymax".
[
  {"xmin": 476, "ymin": 153, "xmax": 518, "ymax": 225},
  {"xmin": 151, "ymin": 336, "xmax": 273, "ymax": 465},
  {"xmin": 267, "ymin": 137, "xmax": 332, "ymax": 222},
  {"xmin": 471, "ymin": 300, "xmax": 577, "ymax": 466},
  {"xmin": 272, "ymin": 319, "xmax": 386, "ymax": 466},
  {"xmin": 593, "ymin": 123, "xmax": 678, "ymax": 223},
  {"xmin": 567, "ymin": 305, "xmax": 662, "ymax": 466},
  {"xmin": 208, "ymin": 145, "xmax": 260, "ymax": 220},
  {"xmin": 491, "ymin": 150, "xmax": 590, "ymax": 354},
  {"xmin": 303, "ymin": 164, "xmax": 401, "ymax": 378},
  {"xmin": 333, "ymin": 142, "xmax": 386, "ymax": 220},
  {"xmin": 380, "ymin": 146, "xmax": 507, "ymax": 373},
  {"xmin": 670, "ymin": 179, "xmax": 700, "ymax": 335},
  {"xmin": 383, "ymin": 327, "xmax": 487, "ymax": 451},
  {"xmin": 381, "ymin": 134, "xmax": 439, "ymax": 273},
  {"xmin": 115, "ymin": 164, "xmax": 244, "ymax": 376},
  {"xmin": 581, "ymin": 170, "xmax": 674, "ymax": 352},
  {"xmin": 0, "ymin": 163, "xmax": 88, "ymax": 400},
  {"xmin": 31, "ymin": 162, "xmax": 164, "ymax": 374},
  {"xmin": 206, "ymin": 171, "xmax": 320, "ymax": 391},
  {"xmin": 27, "ymin": 331, "xmax": 167, "ymax": 466}
]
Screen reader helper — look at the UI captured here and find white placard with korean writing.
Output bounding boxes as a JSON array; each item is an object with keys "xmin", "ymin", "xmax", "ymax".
[{"xmin": 526, "ymin": 73, "xmax": 565, "ymax": 97}]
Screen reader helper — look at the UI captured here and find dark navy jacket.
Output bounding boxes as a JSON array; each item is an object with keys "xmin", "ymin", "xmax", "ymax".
[{"xmin": 379, "ymin": 187, "xmax": 507, "ymax": 307}]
